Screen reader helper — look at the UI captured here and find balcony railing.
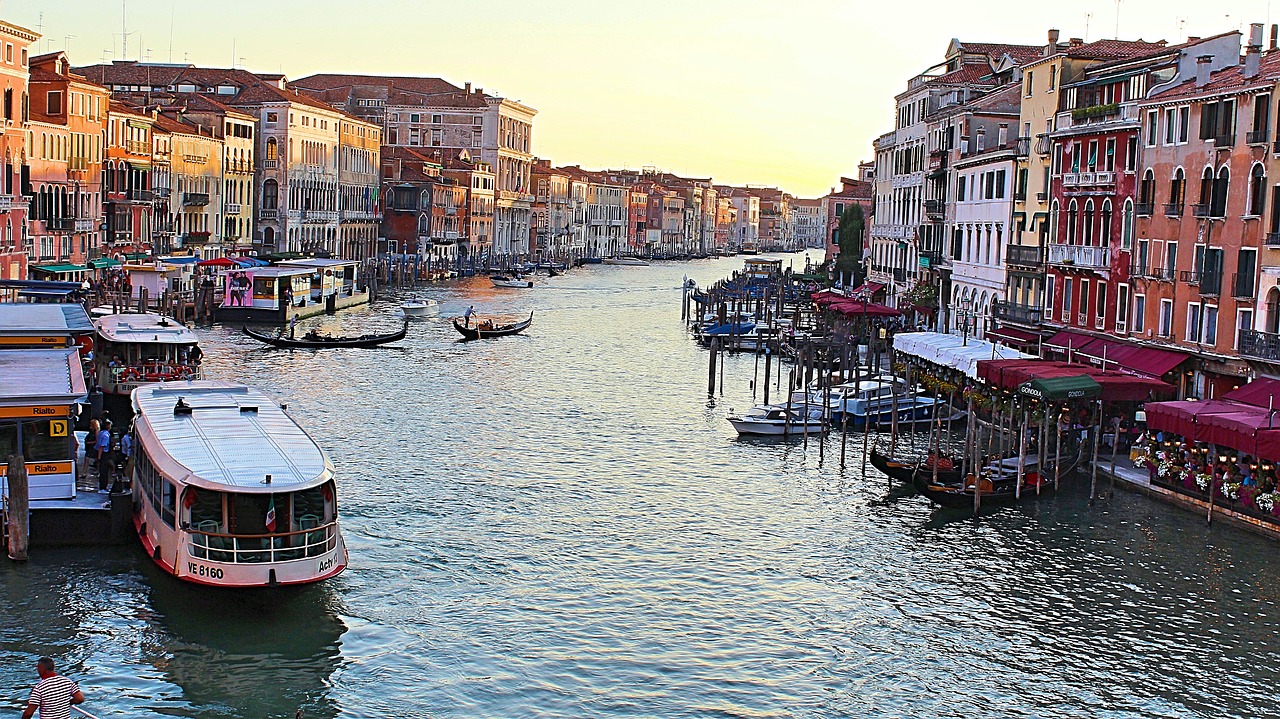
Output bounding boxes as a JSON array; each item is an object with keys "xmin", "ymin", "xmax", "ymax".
[
  {"xmin": 264, "ymin": 159, "xmax": 278, "ymax": 169},
  {"xmin": 224, "ymin": 203, "xmax": 242, "ymax": 215},
  {"xmin": 1034, "ymin": 133, "xmax": 1051, "ymax": 155},
  {"xmin": 1163, "ymin": 202, "xmax": 1182, "ymax": 217},
  {"xmin": 259, "ymin": 209, "xmax": 279, "ymax": 220},
  {"xmin": 1266, "ymin": 231, "xmax": 1280, "ymax": 247},
  {"xmin": 74, "ymin": 219, "xmax": 95, "ymax": 233},
  {"xmin": 1191, "ymin": 203, "xmax": 1211, "ymax": 218},
  {"xmin": 1005, "ymin": 244, "xmax": 1043, "ymax": 266},
  {"xmin": 0, "ymin": 194, "xmax": 11, "ymax": 212},
  {"xmin": 1247, "ymin": 129, "xmax": 1270, "ymax": 145},
  {"xmin": 1015, "ymin": 136, "xmax": 1031, "ymax": 157},
  {"xmin": 1013, "ymin": 189, "xmax": 1027, "ymax": 201},
  {"xmin": 1094, "ymin": 171, "xmax": 1115, "ymax": 185},
  {"xmin": 1135, "ymin": 201, "xmax": 1154, "ymax": 217},
  {"xmin": 1150, "ymin": 266, "xmax": 1176, "ymax": 282},
  {"xmin": 183, "ymin": 192, "xmax": 210, "ymax": 207},
  {"xmin": 924, "ymin": 199, "xmax": 944, "ymax": 217},
  {"xmin": 1214, "ymin": 131, "xmax": 1236, "ymax": 147},
  {"xmin": 1233, "ymin": 272, "xmax": 1256, "ymax": 298},
  {"xmin": 1239, "ymin": 329, "xmax": 1280, "ymax": 362},
  {"xmin": 991, "ymin": 300, "xmax": 1042, "ymax": 325},
  {"xmin": 1180, "ymin": 270, "xmax": 1200, "ymax": 285},
  {"xmin": 1047, "ymin": 243, "xmax": 1111, "ymax": 269}
]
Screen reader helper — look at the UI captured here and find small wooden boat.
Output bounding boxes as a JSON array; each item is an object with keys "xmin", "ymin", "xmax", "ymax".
[
  {"xmin": 870, "ymin": 446, "xmax": 963, "ymax": 485},
  {"xmin": 912, "ymin": 453, "xmax": 1066, "ymax": 509},
  {"xmin": 453, "ymin": 312, "xmax": 534, "ymax": 340},
  {"xmin": 491, "ymin": 275, "xmax": 533, "ymax": 288},
  {"xmin": 244, "ymin": 320, "xmax": 409, "ymax": 348}
]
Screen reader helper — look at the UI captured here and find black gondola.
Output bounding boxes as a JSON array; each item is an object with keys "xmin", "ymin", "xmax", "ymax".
[
  {"xmin": 243, "ymin": 320, "xmax": 409, "ymax": 348},
  {"xmin": 912, "ymin": 447, "xmax": 1083, "ymax": 509},
  {"xmin": 453, "ymin": 311, "xmax": 534, "ymax": 340},
  {"xmin": 869, "ymin": 446, "xmax": 963, "ymax": 485}
]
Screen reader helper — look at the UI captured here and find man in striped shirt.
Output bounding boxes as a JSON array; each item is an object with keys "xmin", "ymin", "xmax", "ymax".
[{"xmin": 21, "ymin": 657, "xmax": 85, "ymax": 719}]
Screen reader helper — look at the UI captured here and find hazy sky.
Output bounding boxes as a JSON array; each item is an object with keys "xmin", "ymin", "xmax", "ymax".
[{"xmin": 8, "ymin": 0, "xmax": 1271, "ymax": 197}]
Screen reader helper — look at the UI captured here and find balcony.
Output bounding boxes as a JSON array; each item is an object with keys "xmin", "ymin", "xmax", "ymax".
[
  {"xmin": 259, "ymin": 209, "xmax": 279, "ymax": 220},
  {"xmin": 1135, "ymin": 201, "xmax": 1154, "ymax": 217},
  {"xmin": 1062, "ymin": 173, "xmax": 1079, "ymax": 187},
  {"xmin": 1248, "ymin": 129, "xmax": 1270, "ymax": 146},
  {"xmin": 224, "ymin": 203, "xmax": 242, "ymax": 215},
  {"xmin": 1149, "ymin": 266, "xmax": 1176, "ymax": 282},
  {"xmin": 1094, "ymin": 171, "xmax": 1115, "ymax": 186},
  {"xmin": 1266, "ymin": 231, "xmax": 1280, "ymax": 247},
  {"xmin": 1014, "ymin": 189, "xmax": 1027, "ymax": 201},
  {"xmin": 924, "ymin": 199, "xmax": 944, "ymax": 218},
  {"xmin": 1005, "ymin": 243, "xmax": 1043, "ymax": 266},
  {"xmin": 892, "ymin": 268, "xmax": 908, "ymax": 283},
  {"xmin": 1015, "ymin": 136, "xmax": 1031, "ymax": 157},
  {"xmin": 183, "ymin": 192, "xmax": 210, "ymax": 207},
  {"xmin": 1233, "ymin": 272, "xmax": 1257, "ymax": 298},
  {"xmin": 1047, "ymin": 243, "xmax": 1110, "ymax": 269},
  {"xmin": 75, "ymin": 219, "xmax": 95, "ymax": 233},
  {"xmin": 264, "ymin": 159, "xmax": 279, "ymax": 170},
  {"xmin": 1214, "ymin": 131, "xmax": 1236, "ymax": 147},
  {"xmin": 1078, "ymin": 171, "xmax": 1096, "ymax": 185},
  {"xmin": 1163, "ymin": 202, "xmax": 1183, "ymax": 217},
  {"xmin": 1191, "ymin": 203, "xmax": 1211, "ymax": 218},
  {"xmin": 0, "ymin": 194, "xmax": 10, "ymax": 212},
  {"xmin": 991, "ymin": 300, "xmax": 1042, "ymax": 325},
  {"xmin": 1239, "ymin": 329, "xmax": 1280, "ymax": 362},
  {"xmin": 1034, "ymin": 133, "xmax": 1051, "ymax": 156},
  {"xmin": 1179, "ymin": 270, "xmax": 1200, "ymax": 285}
]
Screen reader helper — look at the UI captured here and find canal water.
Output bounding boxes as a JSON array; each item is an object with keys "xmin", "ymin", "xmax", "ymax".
[{"xmin": 3, "ymin": 251, "xmax": 1279, "ymax": 718}]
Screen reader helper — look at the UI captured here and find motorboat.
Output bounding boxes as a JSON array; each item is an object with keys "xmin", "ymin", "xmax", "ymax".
[
  {"xmin": 130, "ymin": 381, "xmax": 348, "ymax": 587},
  {"xmin": 93, "ymin": 312, "xmax": 203, "ymax": 399},
  {"xmin": 602, "ymin": 257, "xmax": 650, "ymax": 266},
  {"xmin": 401, "ymin": 299, "xmax": 439, "ymax": 318},
  {"xmin": 727, "ymin": 404, "xmax": 829, "ymax": 436},
  {"xmin": 491, "ymin": 274, "xmax": 534, "ymax": 288}
]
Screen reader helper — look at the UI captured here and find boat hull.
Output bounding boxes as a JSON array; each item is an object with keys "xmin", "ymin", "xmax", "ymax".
[
  {"xmin": 243, "ymin": 321, "xmax": 408, "ymax": 348},
  {"xmin": 453, "ymin": 312, "xmax": 534, "ymax": 340},
  {"xmin": 730, "ymin": 420, "xmax": 829, "ymax": 436}
]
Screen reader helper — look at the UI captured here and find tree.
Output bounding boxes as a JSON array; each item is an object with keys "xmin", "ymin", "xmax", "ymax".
[{"xmin": 834, "ymin": 203, "xmax": 865, "ymax": 284}]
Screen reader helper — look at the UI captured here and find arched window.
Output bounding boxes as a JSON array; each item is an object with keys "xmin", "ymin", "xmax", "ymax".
[
  {"xmin": 262, "ymin": 226, "xmax": 275, "ymax": 246},
  {"xmin": 420, "ymin": 189, "xmax": 430, "ymax": 210},
  {"xmin": 1101, "ymin": 199, "xmax": 1113, "ymax": 241},
  {"xmin": 1269, "ymin": 287, "xmax": 1280, "ymax": 334},
  {"xmin": 1122, "ymin": 199, "xmax": 1134, "ymax": 249},
  {"xmin": 1170, "ymin": 167, "xmax": 1185, "ymax": 213},
  {"xmin": 265, "ymin": 137, "xmax": 278, "ymax": 161},
  {"xmin": 1212, "ymin": 165, "xmax": 1230, "ymax": 217},
  {"xmin": 1084, "ymin": 199, "xmax": 1095, "ymax": 245},
  {"xmin": 1067, "ymin": 199, "xmax": 1078, "ymax": 243},
  {"xmin": 1249, "ymin": 163, "xmax": 1267, "ymax": 217},
  {"xmin": 262, "ymin": 178, "xmax": 278, "ymax": 209},
  {"xmin": 1050, "ymin": 199, "xmax": 1059, "ymax": 242},
  {"xmin": 1199, "ymin": 166, "xmax": 1214, "ymax": 211},
  {"xmin": 1140, "ymin": 168, "xmax": 1155, "ymax": 206},
  {"xmin": 418, "ymin": 213, "xmax": 430, "ymax": 235}
]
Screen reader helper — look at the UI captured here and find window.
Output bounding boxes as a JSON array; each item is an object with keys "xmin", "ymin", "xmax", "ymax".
[
  {"xmin": 995, "ymin": 169, "xmax": 1006, "ymax": 199},
  {"xmin": 1083, "ymin": 200, "xmax": 1095, "ymax": 245},
  {"xmin": 1117, "ymin": 284, "xmax": 1130, "ymax": 333},
  {"xmin": 1249, "ymin": 164, "xmax": 1267, "ymax": 216},
  {"xmin": 473, "ymin": 117, "xmax": 483, "ymax": 127},
  {"xmin": 1212, "ymin": 166, "xmax": 1230, "ymax": 217},
  {"xmin": 1159, "ymin": 299, "xmax": 1173, "ymax": 337},
  {"xmin": 1125, "ymin": 136, "xmax": 1137, "ymax": 172},
  {"xmin": 1067, "ymin": 199, "xmax": 1078, "ymax": 242},
  {"xmin": 1237, "ymin": 309, "xmax": 1255, "ymax": 349},
  {"xmin": 1063, "ymin": 277, "xmax": 1074, "ymax": 320},
  {"xmin": 432, "ymin": 114, "xmax": 442, "ymax": 124},
  {"xmin": 1254, "ymin": 94, "xmax": 1271, "ymax": 139},
  {"xmin": 1146, "ymin": 110, "xmax": 1158, "ymax": 146},
  {"xmin": 1045, "ymin": 274, "xmax": 1055, "ymax": 310},
  {"xmin": 1187, "ymin": 303, "xmax": 1202, "ymax": 343},
  {"xmin": 266, "ymin": 112, "xmax": 278, "ymax": 124},
  {"xmin": 410, "ymin": 113, "xmax": 421, "ymax": 123},
  {"xmin": 1237, "ymin": 248, "xmax": 1257, "ymax": 297},
  {"xmin": 1199, "ymin": 166, "xmax": 1214, "ymax": 208},
  {"xmin": 1166, "ymin": 242, "xmax": 1178, "ymax": 276},
  {"xmin": 1122, "ymin": 199, "xmax": 1134, "ymax": 249},
  {"xmin": 1080, "ymin": 279, "xmax": 1091, "ymax": 323},
  {"xmin": 1139, "ymin": 169, "xmax": 1155, "ymax": 205},
  {"xmin": 262, "ymin": 179, "xmax": 278, "ymax": 209},
  {"xmin": 1205, "ymin": 305, "xmax": 1219, "ymax": 345},
  {"xmin": 1025, "ymin": 71, "xmax": 1034, "ymax": 97},
  {"xmin": 46, "ymin": 90, "xmax": 62, "ymax": 115},
  {"xmin": 431, "ymin": 129, "xmax": 442, "ymax": 146},
  {"xmin": 20, "ymin": 420, "xmax": 64, "ymax": 462},
  {"xmin": 1096, "ymin": 282, "xmax": 1107, "ymax": 327},
  {"xmin": 1048, "ymin": 66, "xmax": 1057, "ymax": 90},
  {"xmin": 1101, "ymin": 199, "xmax": 1113, "ymax": 241},
  {"xmin": 1087, "ymin": 140, "xmax": 1098, "ymax": 170},
  {"xmin": 1164, "ymin": 108, "xmax": 1176, "ymax": 145},
  {"xmin": 1105, "ymin": 138, "xmax": 1116, "ymax": 171},
  {"xmin": 1171, "ymin": 168, "xmax": 1186, "ymax": 209},
  {"xmin": 1271, "ymin": 185, "xmax": 1280, "ymax": 234},
  {"xmin": 957, "ymin": 174, "xmax": 966, "ymax": 201},
  {"xmin": 1133, "ymin": 293, "xmax": 1146, "ymax": 334}
]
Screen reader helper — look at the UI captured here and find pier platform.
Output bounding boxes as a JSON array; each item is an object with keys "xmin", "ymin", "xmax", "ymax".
[{"xmin": 1097, "ymin": 461, "xmax": 1280, "ymax": 540}]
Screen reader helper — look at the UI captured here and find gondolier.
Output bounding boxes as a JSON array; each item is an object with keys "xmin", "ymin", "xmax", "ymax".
[
  {"xmin": 22, "ymin": 657, "xmax": 85, "ymax": 719},
  {"xmin": 464, "ymin": 305, "xmax": 476, "ymax": 327}
]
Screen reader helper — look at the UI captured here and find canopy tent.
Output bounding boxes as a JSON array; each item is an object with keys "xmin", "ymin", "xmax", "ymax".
[
  {"xmin": 231, "ymin": 256, "xmax": 269, "ymax": 267},
  {"xmin": 1019, "ymin": 374, "xmax": 1102, "ymax": 401},
  {"xmin": 977, "ymin": 358, "xmax": 1174, "ymax": 401},
  {"xmin": 893, "ymin": 332, "xmax": 1035, "ymax": 379},
  {"xmin": 986, "ymin": 325, "xmax": 1041, "ymax": 349},
  {"xmin": 1042, "ymin": 330, "xmax": 1188, "ymax": 378},
  {"xmin": 826, "ymin": 299, "xmax": 901, "ymax": 317},
  {"xmin": 87, "ymin": 257, "xmax": 122, "ymax": 269},
  {"xmin": 1222, "ymin": 377, "xmax": 1280, "ymax": 409},
  {"xmin": 30, "ymin": 263, "xmax": 88, "ymax": 275},
  {"xmin": 197, "ymin": 257, "xmax": 235, "ymax": 267}
]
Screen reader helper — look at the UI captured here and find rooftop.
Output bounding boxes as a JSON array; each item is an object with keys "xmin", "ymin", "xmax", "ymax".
[
  {"xmin": 94, "ymin": 313, "xmax": 199, "ymax": 345},
  {"xmin": 0, "ymin": 349, "xmax": 88, "ymax": 407},
  {"xmin": 0, "ymin": 304, "xmax": 93, "ymax": 336}
]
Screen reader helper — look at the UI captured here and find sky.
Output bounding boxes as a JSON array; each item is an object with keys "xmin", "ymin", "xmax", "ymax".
[{"xmin": 7, "ymin": 0, "xmax": 1274, "ymax": 197}]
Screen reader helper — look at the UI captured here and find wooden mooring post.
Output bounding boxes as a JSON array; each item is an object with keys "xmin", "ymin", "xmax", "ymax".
[{"xmin": 6, "ymin": 454, "xmax": 28, "ymax": 561}]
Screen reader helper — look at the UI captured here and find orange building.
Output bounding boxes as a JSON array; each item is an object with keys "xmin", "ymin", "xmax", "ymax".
[
  {"xmin": 104, "ymin": 101, "xmax": 154, "ymax": 257},
  {"xmin": 0, "ymin": 19, "xmax": 38, "ymax": 279}
]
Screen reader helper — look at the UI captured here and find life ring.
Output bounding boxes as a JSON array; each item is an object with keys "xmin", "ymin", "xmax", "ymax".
[
  {"xmin": 121, "ymin": 369, "xmax": 140, "ymax": 382},
  {"xmin": 178, "ymin": 367, "xmax": 194, "ymax": 380}
]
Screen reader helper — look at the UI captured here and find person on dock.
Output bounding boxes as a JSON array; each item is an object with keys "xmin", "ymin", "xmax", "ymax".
[
  {"xmin": 21, "ymin": 656, "xmax": 85, "ymax": 719},
  {"xmin": 464, "ymin": 305, "xmax": 476, "ymax": 327},
  {"xmin": 96, "ymin": 420, "xmax": 112, "ymax": 492}
]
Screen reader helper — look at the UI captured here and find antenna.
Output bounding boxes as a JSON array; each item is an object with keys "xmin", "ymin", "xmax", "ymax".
[
  {"xmin": 168, "ymin": 0, "xmax": 175, "ymax": 62},
  {"xmin": 1114, "ymin": 0, "xmax": 1121, "ymax": 39},
  {"xmin": 1084, "ymin": 13, "xmax": 1092, "ymax": 41}
]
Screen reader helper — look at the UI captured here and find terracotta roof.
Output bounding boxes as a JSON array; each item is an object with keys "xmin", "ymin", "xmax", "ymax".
[
  {"xmin": 955, "ymin": 42, "xmax": 1043, "ymax": 65},
  {"xmin": 387, "ymin": 89, "xmax": 487, "ymax": 109},
  {"xmin": 927, "ymin": 63, "xmax": 997, "ymax": 86},
  {"xmin": 1148, "ymin": 53, "xmax": 1280, "ymax": 102},
  {"xmin": 1066, "ymin": 39, "xmax": 1168, "ymax": 60},
  {"xmin": 292, "ymin": 73, "xmax": 462, "ymax": 97}
]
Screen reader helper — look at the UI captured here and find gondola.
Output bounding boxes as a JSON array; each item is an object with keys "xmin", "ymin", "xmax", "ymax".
[
  {"xmin": 243, "ymin": 320, "xmax": 409, "ymax": 348},
  {"xmin": 453, "ymin": 311, "xmax": 534, "ymax": 340},
  {"xmin": 912, "ymin": 446, "xmax": 1083, "ymax": 509},
  {"xmin": 869, "ymin": 446, "xmax": 962, "ymax": 485}
]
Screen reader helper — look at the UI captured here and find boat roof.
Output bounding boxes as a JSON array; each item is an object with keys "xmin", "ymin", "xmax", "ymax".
[
  {"xmin": 132, "ymin": 381, "xmax": 333, "ymax": 494},
  {"xmin": 0, "ymin": 349, "xmax": 88, "ymax": 406},
  {"xmin": 278, "ymin": 258, "xmax": 359, "ymax": 269},
  {"xmin": 94, "ymin": 313, "xmax": 199, "ymax": 344},
  {"xmin": 238, "ymin": 266, "xmax": 314, "ymax": 278},
  {"xmin": 0, "ymin": 303, "xmax": 93, "ymax": 336}
]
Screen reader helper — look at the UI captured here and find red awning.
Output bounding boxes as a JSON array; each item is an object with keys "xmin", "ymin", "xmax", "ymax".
[
  {"xmin": 851, "ymin": 282, "xmax": 885, "ymax": 296},
  {"xmin": 1145, "ymin": 399, "xmax": 1252, "ymax": 441},
  {"xmin": 977, "ymin": 358, "xmax": 1175, "ymax": 400},
  {"xmin": 1222, "ymin": 377, "xmax": 1280, "ymax": 409},
  {"xmin": 1043, "ymin": 330, "xmax": 1095, "ymax": 353},
  {"xmin": 829, "ymin": 300, "xmax": 901, "ymax": 317},
  {"xmin": 1075, "ymin": 339, "xmax": 1189, "ymax": 378},
  {"xmin": 986, "ymin": 326, "xmax": 1041, "ymax": 347},
  {"xmin": 197, "ymin": 257, "xmax": 235, "ymax": 267}
]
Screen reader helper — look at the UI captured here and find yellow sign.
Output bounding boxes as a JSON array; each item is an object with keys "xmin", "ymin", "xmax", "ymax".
[
  {"xmin": 0, "ymin": 336, "xmax": 69, "ymax": 346},
  {"xmin": 0, "ymin": 462, "xmax": 73, "ymax": 477},
  {"xmin": 0, "ymin": 406, "xmax": 72, "ymax": 419},
  {"xmin": 49, "ymin": 419, "xmax": 68, "ymax": 437}
]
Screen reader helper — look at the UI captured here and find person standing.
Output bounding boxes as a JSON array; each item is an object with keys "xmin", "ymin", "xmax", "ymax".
[
  {"xmin": 464, "ymin": 305, "xmax": 476, "ymax": 327},
  {"xmin": 96, "ymin": 420, "xmax": 112, "ymax": 492},
  {"xmin": 22, "ymin": 657, "xmax": 84, "ymax": 719}
]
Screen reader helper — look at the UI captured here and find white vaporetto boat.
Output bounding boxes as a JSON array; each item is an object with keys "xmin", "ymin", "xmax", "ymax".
[
  {"xmin": 602, "ymin": 257, "xmax": 650, "ymax": 266},
  {"xmin": 727, "ymin": 404, "xmax": 829, "ymax": 436},
  {"xmin": 401, "ymin": 299, "xmax": 439, "ymax": 318},
  {"xmin": 130, "ymin": 381, "xmax": 348, "ymax": 588},
  {"xmin": 93, "ymin": 313, "xmax": 202, "ymax": 399}
]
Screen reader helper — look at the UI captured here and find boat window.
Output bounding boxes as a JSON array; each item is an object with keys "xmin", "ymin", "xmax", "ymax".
[
  {"xmin": 188, "ymin": 488, "xmax": 224, "ymax": 531},
  {"xmin": 20, "ymin": 419, "xmax": 67, "ymax": 463},
  {"xmin": 292, "ymin": 486, "xmax": 327, "ymax": 528},
  {"xmin": 0, "ymin": 423, "xmax": 16, "ymax": 460},
  {"xmin": 230, "ymin": 493, "xmax": 272, "ymax": 535},
  {"xmin": 160, "ymin": 481, "xmax": 177, "ymax": 527}
]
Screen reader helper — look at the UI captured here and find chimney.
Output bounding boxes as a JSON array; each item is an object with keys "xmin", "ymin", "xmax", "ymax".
[
  {"xmin": 1246, "ymin": 24, "xmax": 1264, "ymax": 78},
  {"xmin": 1069, "ymin": 37, "xmax": 1083, "ymax": 47},
  {"xmin": 1046, "ymin": 28, "xmax": 1060, "ymax": 56},
  {"xmin": 1271, "ymin": 24, "xmax": 1279, "ymax": 52},
  {"xmin": 464, "ymin": 82, "xmax": 471, "ymax": 93},
  {"xmin": 1196, "ymin": 55, "xmax": 1213, "ymax": 87}
]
